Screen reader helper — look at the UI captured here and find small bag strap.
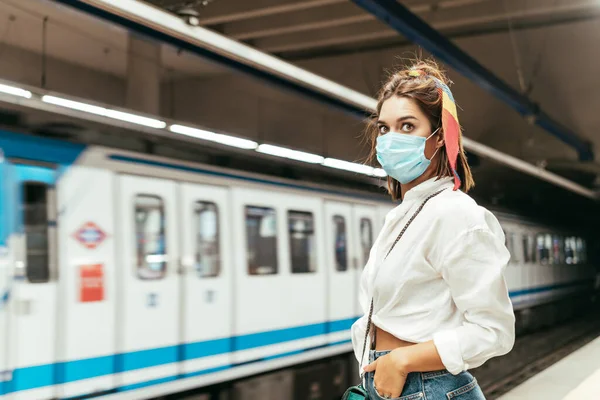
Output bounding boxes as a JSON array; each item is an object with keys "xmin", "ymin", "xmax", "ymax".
[{"xmin": 359, "ymin": 188, "xmax": 446, "ymax": 375}]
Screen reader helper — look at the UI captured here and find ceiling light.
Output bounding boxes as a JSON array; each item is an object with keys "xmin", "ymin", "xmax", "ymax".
[
  {"xmin": 169, "ymin": 124, "xmax": 258, "ymax": 150},
  {"xmin": 0, "ymin": 83, "xmax": 32, "ymax": 99},
  {"xmin": 42, "ymin": 95, "xmax": 106, "ymax": 115},
  {"xmin": 104, "ymin": 109, "xmax": 166, "ymax": 129},
  {"xmin": 257, "ymin": 144, "xmax": 324, "ymax": 164},
  {"xmin": 42, "ymin": 95, "xmax": 166, "ymax": 129},
  {"xmin": 372, "ymin": 168, "xmax": 387, "ymax": 178},
  {"xmin": 322, "ymin": 157, "xmax": 375, "ymax": 175}
]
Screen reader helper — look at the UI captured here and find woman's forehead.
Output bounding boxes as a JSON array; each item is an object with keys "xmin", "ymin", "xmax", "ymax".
[{"xmin": 379, "ymin": 96, "xmax": 425, "ymax": 122}]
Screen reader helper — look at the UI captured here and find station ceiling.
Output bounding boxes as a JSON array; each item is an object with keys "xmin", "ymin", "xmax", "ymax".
[{"xmin": 0, "ymin": 0, "xmax": 599, "ymax": 229}]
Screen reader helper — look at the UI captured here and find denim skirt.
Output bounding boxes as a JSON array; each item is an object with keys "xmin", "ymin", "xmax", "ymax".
[{"xmin": 364, "ymin": 350, "xmax": 486, "ymax": 400}]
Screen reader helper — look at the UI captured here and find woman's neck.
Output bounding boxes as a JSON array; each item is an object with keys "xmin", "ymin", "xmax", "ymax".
[{"xmin": 400, "ymin": 169, "xmax": 438, "ymax": 200}]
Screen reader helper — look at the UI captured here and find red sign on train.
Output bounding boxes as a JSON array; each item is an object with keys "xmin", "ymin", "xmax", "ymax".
[{"xmin": 79, "ymin": 264, "xmax": 104, "ymax": 303}]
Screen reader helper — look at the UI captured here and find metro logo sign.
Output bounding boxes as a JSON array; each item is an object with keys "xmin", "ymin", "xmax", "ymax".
[{"xmin": 72, "ymin": 222, "xmax": 107, "ymax": 250}]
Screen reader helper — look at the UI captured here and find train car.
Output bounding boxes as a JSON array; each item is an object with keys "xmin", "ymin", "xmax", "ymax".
[{"xmin": 0, "ymin": 129, "xmax": 595, "ymax": 400}]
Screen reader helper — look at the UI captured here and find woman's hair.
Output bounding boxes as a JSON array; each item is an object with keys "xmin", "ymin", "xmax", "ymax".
[{"xmin": 366, "ymin": 58, "xmax": 474, "ymax": 200}]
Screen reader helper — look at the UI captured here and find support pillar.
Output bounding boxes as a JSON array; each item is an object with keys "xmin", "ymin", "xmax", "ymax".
[{"xmin": 126, "ymin": 34, "xmax": 160, "ymax": 115}]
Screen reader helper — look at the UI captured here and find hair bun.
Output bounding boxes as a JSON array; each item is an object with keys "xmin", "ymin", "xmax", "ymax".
[{"xmin": 409, "ymin": 59, "xmax": 451, "ymax": 86}]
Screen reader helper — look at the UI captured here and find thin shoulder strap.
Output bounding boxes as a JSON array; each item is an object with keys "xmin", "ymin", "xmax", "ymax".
[{"xmin": 359, "ymin": 188, "xmax": 446, "ymax": 375}]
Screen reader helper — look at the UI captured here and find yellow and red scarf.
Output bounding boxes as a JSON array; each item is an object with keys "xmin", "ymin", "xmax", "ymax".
[{"xmin": 409, "ymin": 69, "xmax": 461, "ymax": 190}]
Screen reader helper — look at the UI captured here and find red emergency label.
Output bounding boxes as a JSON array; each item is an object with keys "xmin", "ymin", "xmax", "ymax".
[{"xmin": 79, "ymin": 264, "xmax": 104, "ymax": 302}]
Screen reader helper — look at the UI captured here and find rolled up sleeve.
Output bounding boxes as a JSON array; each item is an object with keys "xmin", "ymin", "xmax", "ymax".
[{"xmin": 432, "ymin": 228, "xmax": 516, "ymax": 375}]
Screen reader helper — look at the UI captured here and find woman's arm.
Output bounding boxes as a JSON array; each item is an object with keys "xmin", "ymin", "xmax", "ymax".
[
  {"xmin": 396, "ymin": 341, "xmax": 445, "ymax": 372},
  {"xmin": 431, "ymin": 227, "xmax": 515, "ymax": 374}
]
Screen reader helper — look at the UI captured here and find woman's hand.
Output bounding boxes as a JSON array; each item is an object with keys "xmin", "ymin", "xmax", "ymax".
[{"xmin": 363, "ymin": 349, "xmax": 410, "ymax": 398}]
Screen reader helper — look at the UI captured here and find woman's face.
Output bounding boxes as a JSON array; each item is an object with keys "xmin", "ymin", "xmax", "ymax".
[{"xmin": 377, "ymin": 96, "xmax": 442, "ymax": 161}]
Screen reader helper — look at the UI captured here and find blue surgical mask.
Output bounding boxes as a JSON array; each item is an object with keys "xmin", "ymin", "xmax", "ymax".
[{"xmin": 376, "ymin": 128, "xmax": 440, "ymax": 184}]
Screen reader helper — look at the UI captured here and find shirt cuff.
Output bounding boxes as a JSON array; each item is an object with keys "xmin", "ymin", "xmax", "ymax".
[{"xmin": 433, "ymin": 329, "xmax": 466, "ymax": 375}]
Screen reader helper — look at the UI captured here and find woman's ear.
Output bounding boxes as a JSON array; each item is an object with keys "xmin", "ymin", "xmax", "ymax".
[{"xmin": 436, "ymin": 129, "xmax": 445, "ymax": 148}]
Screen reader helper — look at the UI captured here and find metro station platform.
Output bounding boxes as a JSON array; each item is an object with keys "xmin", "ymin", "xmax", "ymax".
[{"xmin": 498, "ymin": 335, "xmax": 600, "ymax": 400}]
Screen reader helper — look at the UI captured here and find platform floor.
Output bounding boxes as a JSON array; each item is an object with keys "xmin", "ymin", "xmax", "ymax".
[{"xmin": 498, "ymin": 335, "xmax": 600, "ymax": 399}]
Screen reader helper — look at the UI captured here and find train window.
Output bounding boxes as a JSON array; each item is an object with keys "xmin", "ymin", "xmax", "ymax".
[
  {"xmin": 135, "ymin": 195, "xmax": 167, "ymax": 280},
  {"xmin": 565, "ymin": 236, "xmax": 576, "ymax": 264},
  {"xmin": 576, "ymin": 238, "xmax": 586, "ymax": 264},
  {"xmin": 360, "ymin": 218, "xmax": 373, "ymax": 268},
  {"xmin": 522, "ymin": 235, "xmax": 535, "ymax": 264},
  {"xmin": 504, "ymin": 231, "xmax": 514, "ymax": 262},
  {"xmin": 512, "ymin": 233, "xmax": 520, "ymax": 263},
  {"xmin": 545, "ymin": 234, "xmax": 554, "ymax": 264},
  {"xmin": 246, "ymin": 206, "xmax": 278, "ymax": 275},
  {"xmin": 195, "ymin": 201, "xmax": 220, "ymax": 278},
  {"xmin": 552, "ymin": 235, "xmax": 563, "ymax": 265},
  {"xmin": 288, "ymin": 211, "xmax": 316, "ymax": 274},
  {"xmin": 537, "ymin": 234, "xmax": 549, "ymax": 265},
  {"xmin": 333, "ymin": 215, "xmax": 348, "ymax": 271},
  {"xmin": 23, "ymin": 182, "xmax": 50, "ymax": 283}
]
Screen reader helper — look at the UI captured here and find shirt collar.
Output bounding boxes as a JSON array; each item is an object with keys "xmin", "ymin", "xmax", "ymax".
[
  {"xmin": 402, "ymin": 176, "xmax": 454, "ymax": 203},
  {"xmin": 384, "ymin": 176, "xmax": 454, "ymax": 224}
]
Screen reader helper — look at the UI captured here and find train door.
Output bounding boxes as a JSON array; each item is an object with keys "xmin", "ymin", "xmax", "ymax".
[
  {"xmin": 352, "ymin": 205, "xmax": 377, "ymax": 316},
  {"xmin": 6, "ymin": 164, "xmax": 58, "ymax": 400},
  {"xmin": 231, "ymin": 188, "xmax": 327, "ymax": 363},
  {"xmin": 324, "ymin": 201, "xmax": 355, "ymax": 344},
  {"xmin": 277, "ymin": 192, "xmax": 327, "ymax": 346},
  {"xmin": 116, "ymin": 175, "xmax": 179, "ymax": 387},
  {"xmin": 179, "ymin": 183, "xmax": 232, "ymax": 374}
]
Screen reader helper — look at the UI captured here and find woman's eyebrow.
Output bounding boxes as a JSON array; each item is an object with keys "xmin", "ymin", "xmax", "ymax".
[
  {"xmin": 395, "ymin": 115, "xmax": 417, "ymax": 123},
  {"xmin": 377, "ymin": 115, "xmax": 417, "ymax": 125}
]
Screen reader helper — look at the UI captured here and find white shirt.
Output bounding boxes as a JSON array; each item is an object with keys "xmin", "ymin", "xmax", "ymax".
[{"xmin": 351, "ymin": 176, "xmax": 515, "ymax": 375}]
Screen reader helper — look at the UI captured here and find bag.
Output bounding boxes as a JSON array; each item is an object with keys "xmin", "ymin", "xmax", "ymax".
[
  {"xmin": 341, "ymin": 384, "xmax": 370, "ymax": 400},
  {"xmin": 341, "ymin": 188, "xmax": 446, "ymax": 400}
]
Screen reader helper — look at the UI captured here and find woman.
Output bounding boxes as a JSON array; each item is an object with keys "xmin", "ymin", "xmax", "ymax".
[{"xmin": 350, "ymin": 59, "xmax": 515, "ymax": 399}]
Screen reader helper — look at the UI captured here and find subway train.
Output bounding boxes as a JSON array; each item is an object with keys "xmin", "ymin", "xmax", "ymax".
[{"xmin": 0, "ymin": 129, "xmax": 596, "ymax": 400}]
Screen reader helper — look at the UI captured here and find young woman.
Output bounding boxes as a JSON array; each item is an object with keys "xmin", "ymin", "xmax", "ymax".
[{"xmin": 351, "ymin": 59, "xmax": 515, "ymax": 399}]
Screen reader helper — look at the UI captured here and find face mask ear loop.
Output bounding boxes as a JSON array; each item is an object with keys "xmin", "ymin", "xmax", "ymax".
[
  {"xmin": 426, "ymin": 126, "xmax": 441, "ymax": 141},
  {"xmin": 428, "ymin": 146, "xmax": 441, "ymax": 161}
]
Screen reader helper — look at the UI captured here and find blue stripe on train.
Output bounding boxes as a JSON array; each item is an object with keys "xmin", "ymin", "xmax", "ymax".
[
  {"xmin": 509, "ymin": 279, "xmax": 592, "ymax": 298},
  {"xmin": 2, "ymin": 318, "xmax": 355, "ymax": 395},
  {"xmin": 2, "ymin": 280, "xmax": 594, "ymax": 396}
]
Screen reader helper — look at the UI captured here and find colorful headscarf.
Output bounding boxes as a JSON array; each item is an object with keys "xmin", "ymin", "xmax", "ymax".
[{"xmin": 408, "ymin": 69, "xmax": 461, "ymax": 191}]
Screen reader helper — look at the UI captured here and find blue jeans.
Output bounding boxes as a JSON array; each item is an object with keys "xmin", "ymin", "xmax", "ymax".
[{"xmin": 364, "ymin": 350, "xmax": 486, "ymax": 400}]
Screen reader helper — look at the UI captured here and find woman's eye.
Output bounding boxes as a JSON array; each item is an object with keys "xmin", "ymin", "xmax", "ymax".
[
  {"xmin": 378, "ymin": 125, "xmax": 389, "ymax": 135},
  {"xmin": 401, "ymin": 123, "xmax": 414, "ymax": 132}
]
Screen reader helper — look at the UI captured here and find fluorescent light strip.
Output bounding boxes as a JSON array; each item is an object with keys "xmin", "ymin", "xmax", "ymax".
[
  {"xmin": 323, "ymin": 157, "xmax": 375, "ymax": 175},
  {"xmin": 257, "ymin": 144, "xmax": 324, "ymax": 164},
  {"xmin": 39, "ymin": 95, "xmax": 382, "ymax": 178},
  {"xmin": 170, "ymin": 124, "xmax": 381, "ymax": 176},
  {"xmin": 38, "ymin": 94, "xmax": 383, "ymax": 178},
  {"xmin": 372, "ymin": 168, "xmax": 387, "ymax": 178},
  {"xmin": 169, "ymin": 124, "xmax": 258, "ymax": 150},
  {"xmin": 42, "ymin": 95, "xmax": 166, "ymax": 129},
  {"xmin": 42, "ymin": 95, "xmax": 106, "ymax": 115},
  {"xmin": 0, "ymin": 83, "xmax": 32, "ymax": 99},
  {"xmin": 105, "ymin": 109, "xmax": 166, "ymax": 129}
]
